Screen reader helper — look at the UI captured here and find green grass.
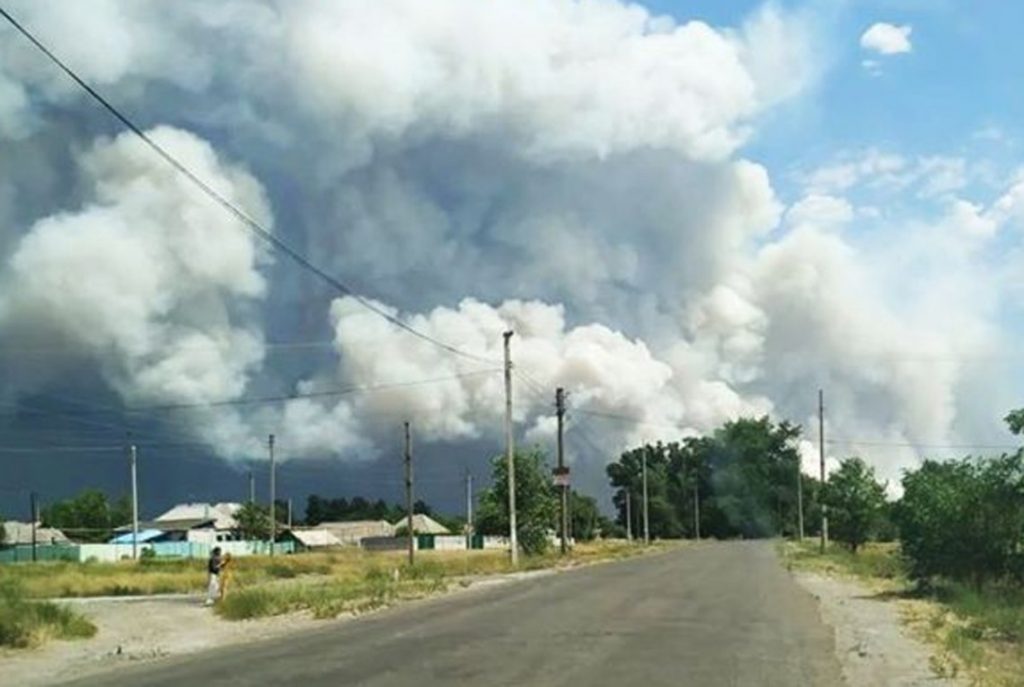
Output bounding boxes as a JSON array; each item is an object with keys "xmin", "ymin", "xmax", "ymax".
[
  {"xmin": 0, "ymin": 579, "xmax": 96, "ymax": 648},
  {"xmin": 782, "ymin": 540, "xmax": 1024, "ymax": 686}
]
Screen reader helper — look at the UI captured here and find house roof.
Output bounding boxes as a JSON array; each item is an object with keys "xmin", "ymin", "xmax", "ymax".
[
  {"xmin": 291, "ymin": 529, "xmax": 342, "ymax": 547},
  {"xmin": 115, "ymin": 518, "xmax": 216, "ymax": 533},
  {"xmin": 154, "ymin": 502, "xmax": 241, "ymax": 530},
  {"xmin": 1, "ymin": 521, "xmax": 70, "ymax": 545},
  {"xmin": 109, "ymin": 529, "xmax": 165, "ymax": 544},
  {"xmin": 394, "ymin": 514, "xmax": 451, "ymax": 535}
]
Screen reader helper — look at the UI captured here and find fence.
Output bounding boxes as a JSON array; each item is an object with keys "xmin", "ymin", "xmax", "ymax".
[{"xmin": 0, "ymin": 540, "xmax": 295, "ymax": 564}]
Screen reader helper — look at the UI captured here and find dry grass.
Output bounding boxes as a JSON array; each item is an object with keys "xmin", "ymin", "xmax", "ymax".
[
  {"xmin": 781, "ymin": 540, "xmax": 1024, "ymax": 687},
  {"xmin": 0, "ymin": 539, "xmax": 671, "ymax": 601},
  {"xmin": 0, "ymin": 580, "xmax": 96, "ymax": 648},
  {"xmin": 217, "ymin": 539, "xmax": 676, "ymax": 621}
]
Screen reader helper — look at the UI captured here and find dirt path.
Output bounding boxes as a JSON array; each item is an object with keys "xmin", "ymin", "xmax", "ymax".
[{"xmin": 794, "ymin": 571, "xmax": 964, "ymax": 687}]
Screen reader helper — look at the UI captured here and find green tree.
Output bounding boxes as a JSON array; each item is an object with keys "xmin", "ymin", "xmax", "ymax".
[
  {"xmin": 41, "ymin": 489, "xmax": 126, "ymax": 542},
  {"xmin": 607, "ymin": 443, "xmax": 681, "ymax": 539},
  {"xmin": 821, "ymin": 457, "xmax": 887, "ymax": 553},
  {"xmin": 235, "ymin": 502, "xmax": 271, "ymax": 540},
  {"xmin": 476, "ymin": 448, "xmax": 557, "ymax": 555},
  {"xmin": 898, "ymin": 453, "xmax": 1024, "ymax": 588},
  {"xmin": 569, "ymin": 491, "xmax": 600, "ymax": 541}
]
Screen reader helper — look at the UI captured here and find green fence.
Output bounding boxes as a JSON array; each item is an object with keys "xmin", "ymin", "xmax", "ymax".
[{"xmin": 0, "ymin": 544, "xmax": 80, "ymax": 563}]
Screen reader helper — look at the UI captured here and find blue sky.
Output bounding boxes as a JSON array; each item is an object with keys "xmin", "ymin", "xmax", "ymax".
[{"xmin": 643, "ymin": 0, "xmax": 1024, "ymax": 199}]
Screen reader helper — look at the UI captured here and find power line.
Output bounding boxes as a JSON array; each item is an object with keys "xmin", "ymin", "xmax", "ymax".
[
  {"xmin": 826, "ymin": 438, "xmax": 1020, "ymax": 451},
  {"xmin": 122, "ymin": 369, "xmax": 500, "ymax": 412},
  {"xmin": 0, "ymin": 5, "xmax": 497, "ymax": 367}
]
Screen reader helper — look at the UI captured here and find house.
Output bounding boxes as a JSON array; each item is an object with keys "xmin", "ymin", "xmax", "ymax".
[
  {"xmin": 1, "ymin": 521, "xmax": 70, "ymax": 546},
  {"xmin": 111, "ymin": 517, "xmax": 218, "ymax": 543},
  {"xmin": 317, "ymin": 520, "xmax": 395, "ymax": 546},
  {"xmin": 155, "ymin": 502, "xmax": 241, "ymax": 531},
  {"xmin": 286, "ymin": 528, "xmax": 342, "ymax": 551},
  {"xmin": 394, "ymin": 514, "xmax": 451, "ymax": 535}
]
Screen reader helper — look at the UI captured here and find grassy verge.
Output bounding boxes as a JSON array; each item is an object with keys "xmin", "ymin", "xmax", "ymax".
[
  {"xmin": 218, "ymin": 540, "xmax": 673, "ymax": 621},
  {"xmin": 0, "ymin": 580, "xmax": 96, "ymax": 649},
  {"xmin": 781, "ymin": 540, "xmax": 1024, "ymax": 686}
]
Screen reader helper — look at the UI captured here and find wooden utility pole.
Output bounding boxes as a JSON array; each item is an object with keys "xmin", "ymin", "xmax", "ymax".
[
  {"xmin": 819, "ymin": 390, "xmax": 828, "ymax": 553},
  {"xmin": 625, "ymin": 490, "xmax": 633, "ymax": 542},
  {"xmin": 30, "ymin": 492, "xmax": 38, "ymax": 562},
  {"xmin": 796, "ymin": 452, "xmax": 805, "ymax": 541},
  {"xmin": 130, "ymin": 442, "xmax": 139, "ymax": 560},
  {"xmin": 642, "ymin": 447, "xmax": 650, "ymax": 545},
  {"xmin": 503, "ymin": 331, "xmax": 519, "ymax": 566},
  {"xmin": 465, "ymin": 469, "xmax": 473, "ymax": 543},
  {"xmin": 269, "ymin": 434, "xmax": 276, "ymax": 557},
  {"xmin": 555, "ymin": 387, "xmax": 568, "ymax": 555},
  {"xmin": 401, "ymin": 421, "xmax": 413, "ymax": 565}
]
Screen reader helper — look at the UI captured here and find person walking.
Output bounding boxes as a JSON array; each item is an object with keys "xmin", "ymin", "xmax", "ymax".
[{"xmin": 205, "ymin": 546, "xmax": 223, "ymax": 606}]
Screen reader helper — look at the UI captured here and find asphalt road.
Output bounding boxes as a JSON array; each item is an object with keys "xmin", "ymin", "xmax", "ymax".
[{"xmin": 64, "ymin": 541, "xmax": 843, "ymax": 687}]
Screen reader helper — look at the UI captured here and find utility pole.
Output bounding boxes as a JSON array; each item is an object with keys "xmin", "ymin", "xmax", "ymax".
[
  {"xmin": 30, "ymin": 491, "xmax": 38, "ymax": 562},
  {"xmin": 503, "ymin": 330, "xmax": 519, "ymax": 566},
  {"xmin": 248, "ymin": 469, "xmax": 255, "ymax": 504},
  {"xmin": 819, "ymin": 389, "xmax": 828, "ymax": 553},
  {"xmin": 693, "ymin": 471, "xmax": 701, "ymax": 540},
  {"xmin": 555, "ymin": 387, "xmax": 568, "ymax": 555},
  {"xmin": 269, "ymin": 434, "xmax": 276, "ymax": 557},
  {"xmin": 642, "ymin": 447, "xmax": 650, "ymax": 545},
  {"xmin": 465, "ymin": 469, "xmax": 473, "ymax": 543},
  {"xmin": 130, "ymin": 442, "xmax": 139, "ymax": 561},
  {"xmin": 625, "ymin": 490, "xmax": 633, "ymax": 542},
  {"xmin": 796, "ymin": 452, "xmax": 805, "ymax": 541},
  {"xmin": 287, "ymin": 498, "xmax": 293, "ymax": 530},
  {"xmin": 404, "ymin": 421, "xmax": 414, "ymax": 566}
]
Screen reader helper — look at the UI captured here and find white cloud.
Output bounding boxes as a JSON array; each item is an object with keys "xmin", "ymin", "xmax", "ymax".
[{"xmin": 860, "ymin": 22, "xmax": 912, "ymax": 56}]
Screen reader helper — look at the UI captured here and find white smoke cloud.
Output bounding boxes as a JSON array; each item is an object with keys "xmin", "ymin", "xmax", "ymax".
[
  {"xmin": 0, "ymin": 0, "xmax": 1016, "ymax": 503},
  {"xmin": 0, "ymin": 126, "xmax": 270, "ymax": 405}
]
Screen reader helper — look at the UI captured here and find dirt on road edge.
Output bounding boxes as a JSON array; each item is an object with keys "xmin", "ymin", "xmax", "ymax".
[{"xmin": 794, "ymin": 570, "xmax": 964, "ymax": 687}]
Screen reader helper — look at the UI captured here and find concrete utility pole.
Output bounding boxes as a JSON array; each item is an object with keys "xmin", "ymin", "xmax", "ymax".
[
  {"xmin": 555, "ymin": 387, "xmax": 568, "ymax": 555},
  {"xmin": 130, "ymin": 443, "xmax": 139, "ymax": 561},
  {"xmin": 248, "ymin": 469, "xmax": 255, "ymax": 504},
  {"xmin": 642, "ymin": 447, "xmax": 650, "ymax": 545},
  {"xmin": 693, "ymin": 475, "xmax": 701, "ymax": 540},
  {"xmin": 796, "ymin": 451, "xmax": 805, "ymax": 541},
  {"xmin": 819, "ymin": 389, "xmax": 828, "ymax": 553},
  {"xmin": 269, "ymin": 434, "xmax": 276, "ymax": 557},
  {"xmin": 503, "ymin": 330, "xmax": 519, "ymax": 566},
  {"xmin": 625, "ymin": 490, "xmax": 633, "ymax": 542},
  {"xmin": 404, "ymin": 421, "xmax": 414, "ymax": 566},
  {"xmin": 30, "ymin": 491, "xmax": 38, "ymax": 562},
  {"xmin": 287, "ymin": 498, "xmax": 293, "ymax": 530},
  {"xmin": 465, "ymin": 469, "xmax": 473, "ymax": 542}
]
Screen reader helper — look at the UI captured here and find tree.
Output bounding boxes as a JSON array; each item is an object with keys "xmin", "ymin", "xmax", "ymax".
[
  {"xmin": 41, "ymin": 489, "xmax": 127, "ymax": 542},
  {"xmin": 821, "ymin": 457, "xmax": 887, "ymax": 553},
  {"xmin": 235, "ymin": 502, "xmax": 271, "ymax": 540},
  {"xmin": 476, "ymin": 448, "xmax": 557, "ymax": 555},
  {"xmin": 607, "ymin": 443, "xmax": 681, "ymax": 539},
  {"xmin": 569, "ymin": 491, "xmax": 600, "ymax": 541},
  {"xmin": 897, "ymin": 453, "xmax": 1024, "ymax": 588}
]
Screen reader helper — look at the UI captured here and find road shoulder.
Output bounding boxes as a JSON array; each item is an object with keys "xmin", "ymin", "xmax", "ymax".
[{"xmin": 794, "ymin": 570, "xmax": 963, "ymax": 687}]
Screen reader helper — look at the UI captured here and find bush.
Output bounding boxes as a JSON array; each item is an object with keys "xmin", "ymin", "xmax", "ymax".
[{"xmin": 897, "ymin": 454, "xmax": 1024, "ymax": 588}]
